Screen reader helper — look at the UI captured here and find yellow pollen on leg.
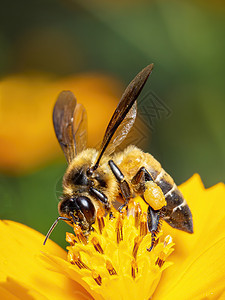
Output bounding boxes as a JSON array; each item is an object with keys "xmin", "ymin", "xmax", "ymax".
[{"xmin": 144, "ymin": 181, "xmax": 167, "ymax": 210}]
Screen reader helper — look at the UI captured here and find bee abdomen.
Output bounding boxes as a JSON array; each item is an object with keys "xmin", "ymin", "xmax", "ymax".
[
  {"xmin": 164, "ymin": 184, "xmax": 186, "ymax": 211},
  {"xmin": 153, "ymin": 168, "xmax": 193, "ymax": 233},
  {"xmin": 153, "ymin": 168, "xmax": 174, "ymax": 195}
]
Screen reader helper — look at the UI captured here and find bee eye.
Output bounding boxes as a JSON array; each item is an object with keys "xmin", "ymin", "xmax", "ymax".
[{"xmin": 76, "ymin": 196, "xmax": 96, "ymax": 225}]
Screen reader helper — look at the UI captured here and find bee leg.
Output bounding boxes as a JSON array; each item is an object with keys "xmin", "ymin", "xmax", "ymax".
[
  {"xmin": 131, "ymin": 167, "xmax": 162, "ymax": 251},
  {"xmin": 69, "ymin": 211, "xmax": 78, "ymax": 225},
  {"xmin": 146, "ymin": 206, "xmax": 161, "ymax": 251},
  {"xmin": 131, "ymin": 167, "xmax": 153, "ymax": 194},
  {"xmin": 89, "ymin": 187, "xmax": 110, "ymax": 211},
  {"xmin": 108, "ymin": 160, "xmax": 131, "ymax": 212},
  {"xmin": 70, "ymin": 211, "xmax": 89, "ymax": 232},
  {"xmin": 109, "ymin": 211, "xmax": 115, "ymax": 219}
]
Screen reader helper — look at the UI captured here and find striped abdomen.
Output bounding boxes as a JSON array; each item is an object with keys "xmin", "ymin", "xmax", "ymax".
[{"xmin": 147, "ymin": 159, "xmax": 193, "ymax": 233}]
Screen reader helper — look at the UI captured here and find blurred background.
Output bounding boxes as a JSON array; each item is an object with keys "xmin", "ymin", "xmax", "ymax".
[{"xmin": 0, "ymin": 0, "xmax": 224, "ymax": 248}]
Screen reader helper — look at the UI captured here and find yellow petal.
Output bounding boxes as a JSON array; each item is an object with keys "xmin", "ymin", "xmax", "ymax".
[
  {"xmin": 41, "ymin": 253, "xmax": 104, "ymax": 300},
  {"xmin": 155, "ymin": 236, "xmax": 225, "ymax": 299},
  {"xmin": 0, "ymin": 73, "xmax": 121, "ymax": 174},
  {"xmin": 0, "ymin": 277, "xmax": 48, "ymax": 300},
  {"xmin": 153, "ymin": 174, "xmax": 225, "ymax": 299},
  {"xmin": 159, "ymin": 174, "xmax": 225, "ymax": 262},
  {"xmin": 0, "ymin": 220, "xmax": 93, "ymax": 299}
]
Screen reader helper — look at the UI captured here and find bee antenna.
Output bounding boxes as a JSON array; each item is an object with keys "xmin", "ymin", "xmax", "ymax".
[{"xmin": 43, "ymin": 216, "xmax": 70, "ymax": 245}]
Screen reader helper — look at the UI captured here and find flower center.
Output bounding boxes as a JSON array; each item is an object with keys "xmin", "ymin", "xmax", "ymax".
[{"xmin": 66, "ymin": 199, "xmax": 174, "ymax": 300}]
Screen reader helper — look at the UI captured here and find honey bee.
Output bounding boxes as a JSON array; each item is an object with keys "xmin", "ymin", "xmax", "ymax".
[{"xmin": 44, "ymin": 64, "xmax": 193, "ymax": 250}]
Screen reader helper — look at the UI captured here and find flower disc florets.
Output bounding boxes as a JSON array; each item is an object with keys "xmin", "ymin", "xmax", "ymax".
[{"xmin": 66, "ymin": 198, "xmax": 174, "ymax": 300}]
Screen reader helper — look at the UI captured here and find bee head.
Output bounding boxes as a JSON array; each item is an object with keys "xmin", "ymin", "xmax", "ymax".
[
  {"xmin": 43, "ymin": 195, "xmax": 96, "ymax": 245},
  {"xmin": 58, "ymin": 195, "xmax": 96, "ymax": 230}
]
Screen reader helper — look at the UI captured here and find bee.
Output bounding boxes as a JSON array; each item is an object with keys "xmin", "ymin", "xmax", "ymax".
[{"xmin": 44, "ymin": 64, "xmax": 193, "ymax": 250}]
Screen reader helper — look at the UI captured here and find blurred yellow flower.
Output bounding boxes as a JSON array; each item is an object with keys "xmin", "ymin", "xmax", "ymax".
[
  {"xmin": 0, "ymin": 73, "xmax": 121, "ymax": 174},
  {"xmin": 0, "ymin": 174, "xmax": 225, "ymax": 299}
]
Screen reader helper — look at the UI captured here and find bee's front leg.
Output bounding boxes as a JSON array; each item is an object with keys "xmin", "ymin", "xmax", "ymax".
[
  {"xmin": 108, "ymin": 160, "xmax": 131, "ymax": 212},
  {"xmin": 89, "ymin": 187, "xmax": 110, "ymax": 211}
]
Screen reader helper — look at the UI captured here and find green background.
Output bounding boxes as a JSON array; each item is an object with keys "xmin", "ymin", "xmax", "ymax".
[{"xmin": 0, "ymin": 0, "xmax": 225, "ymax": 248}]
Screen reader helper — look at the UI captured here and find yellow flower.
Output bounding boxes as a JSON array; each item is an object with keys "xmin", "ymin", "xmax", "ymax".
[
  {"xmin": 0, "ymin": 174, "xmax": 225, "ymax": 299},
  {"xmin": 64, "ymin": 207, "xmax": 174, "ymax": 300},
  {"xmin": 0, "ymin": 74, "xmax": 121, "ymax": 174}
]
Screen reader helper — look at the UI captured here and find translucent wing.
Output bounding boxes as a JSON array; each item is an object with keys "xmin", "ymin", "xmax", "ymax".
[
  {"xmin": 53, "ymin": 90, "xmax": 87, "ymax": 164},
  {"xmin": 73, "ymin": 103, "xmax": 87, "ymax": 154},
  {"xmin": 94, "ymin": 64, "xmax": 154, "ymax": 169},
  {"xmin": 103, "ymin": 101, "xmax": 137, "ymax": 156}
]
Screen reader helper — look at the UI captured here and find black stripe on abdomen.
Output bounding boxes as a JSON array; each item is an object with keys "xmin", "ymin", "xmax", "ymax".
[{"xmin": 164, "ymin": 188, "xmax": 185, "ymax": 210}]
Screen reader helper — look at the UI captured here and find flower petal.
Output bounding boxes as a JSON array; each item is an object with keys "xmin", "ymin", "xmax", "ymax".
[
  {"xmin": 158, "ymin": 174, "xmax": 225, "ymax": 263},
  {"xmin": 41, "ymin": 252, "xmax": 103, "ymax": 300},
  {"xmin": 153, "ymin": 174, "xmax": 225, "ymax": 299},
  {"xmin": 0, "ymin": 220, "xmax": 93, "ymax": 299},
  {"xmin": 155, "ymin": 236, "xmax": 225, "ymax": 299},
  {"xmin": 0, "ymin": 74, "xmax": 120, "ymax": 174},
  {"xmin": 0, "ymin": 277, "xmax": 48, "ymax": 300}
]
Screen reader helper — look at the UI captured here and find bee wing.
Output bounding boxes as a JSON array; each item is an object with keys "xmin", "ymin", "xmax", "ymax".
[
  {"xmin": 94, "ymin": 64, "xmax": 154, "ymax": 168},
  {"xmin": 53, "ymin": 90, "xmax": 87, "ymax": 163},
  {"xmin": 103, "ymin": 101, "xmax": 137, "ymax": 156},
  {"xmin": 73, "ymin": 103, "xmax": 87, "ymax": 154}
]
